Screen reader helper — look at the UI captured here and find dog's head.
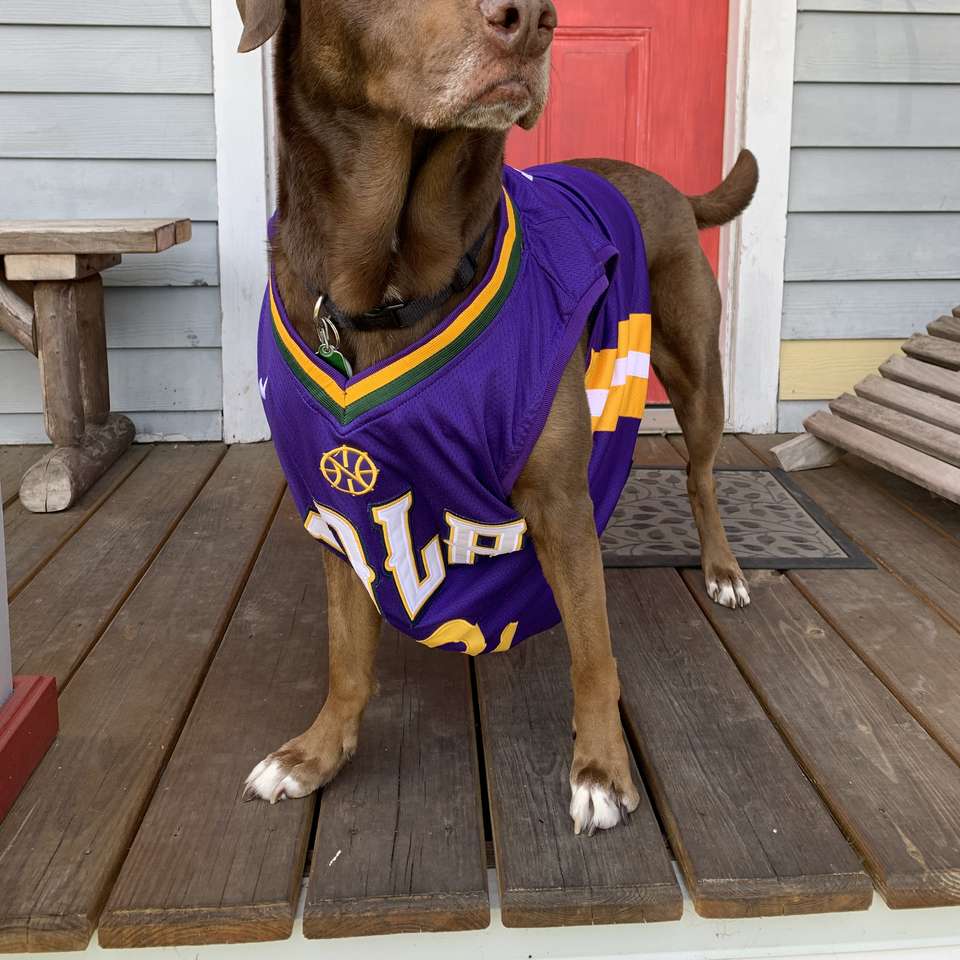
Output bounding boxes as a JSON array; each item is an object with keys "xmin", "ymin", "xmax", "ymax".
[{"xmin": 237, "ymin": 0, "xmax": 556, "ymax": 131}]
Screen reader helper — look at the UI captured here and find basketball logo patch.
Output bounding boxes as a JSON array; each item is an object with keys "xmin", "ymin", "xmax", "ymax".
[{"xmin": 320, "ymin": 445, "xmax": 379, "ymax": 496}]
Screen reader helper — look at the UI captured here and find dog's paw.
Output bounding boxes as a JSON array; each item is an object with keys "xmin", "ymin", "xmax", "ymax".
[
  {"xmin": 707, "ymin": 575, "xmax": 750, "ymax": 609},
  {"xmin": 242, "ymin": 753, "xmax": 312, "ymax": 805},
  {"xmin": 569, "ymin": 766, "xmax": 640, "ymax": 837}
]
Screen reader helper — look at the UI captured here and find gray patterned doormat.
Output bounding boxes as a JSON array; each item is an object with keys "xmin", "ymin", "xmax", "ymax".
[{"xmin": 602, "ymin": 467, "xmax": 873, "ymax": 569}]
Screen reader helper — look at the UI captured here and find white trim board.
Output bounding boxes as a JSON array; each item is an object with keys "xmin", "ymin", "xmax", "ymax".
[
  {"xmin": 18, "ymin": 868, "xmax": 960, "ymax": 960},
  {"xmin": 212, "ymin": 0, "xmax": 271, "ymax": 443},
  {"xmin": 721, "ymin": 0, "xmax": 798, "ymax": 433}
]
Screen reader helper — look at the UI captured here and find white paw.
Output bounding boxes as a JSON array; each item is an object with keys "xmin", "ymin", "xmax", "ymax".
[
  {"xmin": 569, "ymin": 781, "xmax": 629, "ymax": 837},
  {"xmin": 707, "ymin": 577, "xmax": 751, "ymax": 609},
  {"xmin": 242, "ymin": 756, "xmax": 308, "ymax": 804}
]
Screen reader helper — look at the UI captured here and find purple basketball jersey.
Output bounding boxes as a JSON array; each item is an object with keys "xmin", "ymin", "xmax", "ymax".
[{"xmin": 258, "ymin": 164, "xmax": 651, "ymax": 655}]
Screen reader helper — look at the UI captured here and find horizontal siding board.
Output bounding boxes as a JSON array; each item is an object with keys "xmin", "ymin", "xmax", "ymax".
[
  {"xmin": 789, "ymin": 149, "xmax": 960, "ymax": 213},
  {"xmin": 0, "ymin": 412, "xmax": 222, "ymax": 444},
  {"xmin": 785, "ymin": 213, "xmax": 960, "ymax": 281},
  {"xmin": 783, "ymin": 280, "xmax": 960, "ymax": 339},
  {"xmin": 0, "ymin": 348, "xmax": 222, "ymax": 413},
  {"xmin": 796, "ymin": 13, "xmax": 960, "ymax": 83},
  {"xmin": 0, "ymin": 2, "xmax": 210, "ymax": 26},
  {"xmin": 0, "ymin": 26, "xmax": 212, "ymax": 94},
  {"xmin": 0, "ymin": 94, "xmax": 216, "ymax": 159},
  {"xmin": 779, "ymin": 401, "xmax": 829, "ymax": 433},
  {"xmin": 780, "ymin": 339, "xmax": 905, "ymax": 401},
  {"xmin": 800, "ymin": 2, "xmax": 960, "ymax": 10},
  {"xmin": 793, "ymin": 84, "xmax": 960, "ymax": 147},
  {"xmin": 0, "ymin": 288, "xmax": 221, "ymax": 351},
  {"xmin": 102, "ymin": 222, "xmax": 219, "ymax": 287},
  {"xmin": 0, "ymin": 160, "xmax": 217, "ymax": 220}
]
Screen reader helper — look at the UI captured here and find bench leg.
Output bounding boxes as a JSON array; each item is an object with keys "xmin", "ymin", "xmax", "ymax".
[{"xmin": 19, "ymin": 279, "xmax": 134, "ymax": 513}]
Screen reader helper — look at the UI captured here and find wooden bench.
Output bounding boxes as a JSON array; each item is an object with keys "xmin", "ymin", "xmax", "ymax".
[{"xmin": 0, "ymin": 219, "xmax": 191, "ymax": 512}]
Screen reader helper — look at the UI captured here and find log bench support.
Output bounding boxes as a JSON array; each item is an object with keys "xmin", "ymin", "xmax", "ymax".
[
  {"xmin": 0, "ymin": 218, "xmax": 190, "ymax": 513},
  {"xmin": 19, "ymin": 276, "xmax": 135, "ymax": 513}
]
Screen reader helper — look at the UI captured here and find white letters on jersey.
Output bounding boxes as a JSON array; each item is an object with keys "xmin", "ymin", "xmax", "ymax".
[
  {"xmin": 372, "ymin": 492, "xmax": 446, "ymax": 620},
  {"xmin": 304, "ymin": 503, "xmax": 379, "ymax": 610},
  {"xmin": 444, "ymin": 512, "xmax": 527, "ymax": 565}
]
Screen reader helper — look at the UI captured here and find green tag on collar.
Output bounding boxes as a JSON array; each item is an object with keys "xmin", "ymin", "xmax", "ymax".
[{"xmin": 317, "ymin": 345, "xmax": 353, "ymax": 379}]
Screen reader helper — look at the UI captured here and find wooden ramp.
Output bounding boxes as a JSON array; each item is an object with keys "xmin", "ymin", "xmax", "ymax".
[
  {"xmin": 8, "ymin": 438, "xmax": 960, "ymax": 950},
  {"xmin": 773, "ymin": 305, "xmax": 960, "ymax": 505}
]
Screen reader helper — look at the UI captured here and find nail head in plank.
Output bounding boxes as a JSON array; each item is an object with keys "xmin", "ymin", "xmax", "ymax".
[
  {"xmin": 0, "ymin": 219, "xmax": 190, "ymax": 254},
  {"xmin": 805, "ymin": 410, "xmax": 960, "ymax": 506},
  {"xmin": 304, "ymin": 629, "xmax": 489, "ymax": 938},
  {"xmin": 902, "ymin": 335, "xmax": 960, "ymax": 371},
  {"xmin": 791, "ymin": 567, "xmax": 960, "ymax": 769},
  {"xmin": 829, "ymin": 393, "xmax": 960, "ymax": 468},
  {"xmin": 9, "ymin": 443, "xmax": 225, "ymax": 688},
  {"xmin": 610, "ymin": 569, "xmax": 871, "ymax": 919},
  {"xmin": 0, "ymin": 444, "xmax": 284, "ymax": 953},
  {"xmin": 929, "ymin": 316, "xmax": 960, "ymax": 344},
  {"xmin": 100, "ymin": 495, "xmax": 327, "ymax": 948},
  {"xmin": 855, "ymin": 375, "xmax": 960, "ymax": 436},
  {"xmin": 4, "ymin": 252, "xmax": 121, "ymax": 281},
  {"xmin": 688, "ymin": 568, "xmax": 960, "ymax": 910},
  {"xmin": 476, "ymin": 630, "xmax": 682, "ymax": 928},
  {"xmin": 881, "ymin": 355, "xmax": 960, "ymax": 405}
]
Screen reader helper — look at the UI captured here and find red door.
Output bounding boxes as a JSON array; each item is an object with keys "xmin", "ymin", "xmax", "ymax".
[{"xmin": 507, "ymin": 0, "xmax": 730, "ymax": 404}]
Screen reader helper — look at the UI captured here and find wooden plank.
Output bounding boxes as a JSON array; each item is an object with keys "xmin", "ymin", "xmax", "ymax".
[
  {"xmin": 0, "ymin": 219, "xmax": 185, "ymax": 255},
  {"xmin": 4, "ymin": 253, "xmax": 121, "ymax": 281},
  {"xmin": 0, "ymin": 444, "xmax": 284, "ymax": 953},
  {"xmin": 476, "ymin": 629, "xmax": 682, "ymax": 927},
  {"xmin": 610, "ymin": 570, "xmax": 871, "ymax": 918},
  {"xmin": 105, "ymin": 222, "xmax": 218, "ymax": 287},
  {"xmin": 789, "ymin": 149, "xmax": 960, "ymax": 214},
  {"xmin": 780, "ymin": 340, "xmax": 903, "ymax": 401},
  {"xmin": 793, "ymin": 84, "xmax": 960, "ymax": 148},
  {"xmin": 830, "ymin": 393, "xmax": 960, "ymax": 467},
  {"xmin": 0, "ymin": 348, "xmax": 223, "ymax": 415},
  {"xmin": 668, "ymin": 435, "xmax": 765, "ymax": 468},
  {"xmin": 0, "ymin": 1, "xmax": 211, "ymax": 26},
  {"xmin": 688, "ymin": 568, "xmax": 960, "ymax": 909},
  {"xmin": 881, "ymin": 355, "xmax": 960, "ymax": 404},
  {"xmin": 791, "ymin": 567, "xmax": 960, "ymax": 770},
  {"xmin": 9, "ymin": 443, "xmax": 224, "ymax": 688},
  {"xmin": 902, "ymin": 334, "xmax": 960, "ymax": 371},
  {"xmin": 771, "ymin": 434, "xmax": 841, "ymax": 472},
  {"xmin": 634, "ymin": 434, "xmax": 686, "ymax": 466},
  {"xmin": 0, "ymin": 411, "xmax": 223, "ymax": 445},
  {"xmin": 856, "ymin": 375, "xmax": 960, "ymax": 435},
  {"xmin": 930, "ymin": 315, "xmax": 960, "ymax": 343},
  {"xmin": 783, "ymin": 280, "xmax": 960, "ymax": 340},
  {"xmin": 0, "ymin": 26, "xmax": 212, "ymax": 94},
  {"xmin": 304, "ymin": 630, "xmax": 489, "ymax": 938},
  {"xmin": 0, "ymin": 159, "xmax": 218, "ymax": 221},
  {"xmin": 785, "ymin": 213, "xmax": 960, "ymax": 282},
  {"xmin": 0, "ymin": 94, "xmax": 216, "ymax": 160},
  {"xmin": 4, "ymin": 445, "xmax": 149, "ymax": 596},
  {"xmin": 0, "ymin": 445, "xmax": 45, "ymax": 506},
  {"xmin": 805, "ymin": 410, "xmax": 960, "ymax": 505},
  {"xmin": 100, "ymin": 496, "xmax": 326, "ymax": 948},
  {"xmin": 796, "ymin": 13, "xmax": 960, "ymax": 84}
]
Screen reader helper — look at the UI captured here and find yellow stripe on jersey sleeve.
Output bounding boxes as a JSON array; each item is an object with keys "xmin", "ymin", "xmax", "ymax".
[{"xmin": 585, "ymin": 313, "xmax": 652, "ymax": 433}]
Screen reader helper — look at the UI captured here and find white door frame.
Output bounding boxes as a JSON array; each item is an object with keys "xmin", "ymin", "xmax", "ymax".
[{"xmin": 213, "ymin": 1, "xmax": 798, "ymax": 441}]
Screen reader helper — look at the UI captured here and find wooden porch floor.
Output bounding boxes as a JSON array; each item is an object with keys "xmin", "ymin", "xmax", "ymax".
[{"xmin": 2, "ymin": 435, "xmax": 960, "ymax": 953}]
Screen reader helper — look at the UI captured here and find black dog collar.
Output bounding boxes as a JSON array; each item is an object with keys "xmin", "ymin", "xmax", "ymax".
[{"xmin": 313, "ymin": 227, "xmax": 489, "ymax": 333}]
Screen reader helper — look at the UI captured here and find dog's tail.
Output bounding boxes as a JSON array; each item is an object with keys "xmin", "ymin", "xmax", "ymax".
[{"xmin": 687, "ymin": 149, "xmax": 759, "ymax": 229}]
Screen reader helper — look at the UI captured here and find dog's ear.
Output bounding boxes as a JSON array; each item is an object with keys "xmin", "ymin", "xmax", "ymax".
[{"xmin": 236, "ymin": 0, "xmax": 285, "ymax": 53}]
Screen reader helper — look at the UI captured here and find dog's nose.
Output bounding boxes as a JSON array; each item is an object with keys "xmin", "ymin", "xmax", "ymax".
[{"xmin": 480, "ymin": 0, "xmax": 557, "ymax": 58}]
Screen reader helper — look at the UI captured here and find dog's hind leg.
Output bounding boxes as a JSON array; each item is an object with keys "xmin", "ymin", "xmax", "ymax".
[
  {"xmin": 512, "ymin": 349, "xmax": 640, "ymax": 835},
  {"xmin": 243, "ymin": 550, "xmax": 382, "ymax": 803},
  {"xmin": 650, "ymin": 249, "xmax": 750, "ymax": 608}
]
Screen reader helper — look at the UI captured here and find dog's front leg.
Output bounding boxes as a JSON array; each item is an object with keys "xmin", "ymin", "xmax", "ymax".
[
  {"xmin": 512, "ymin": 351, "xmax": 640, "ymax": 835},
  {"xmin": 243, "ymin": 550, "xmax": 382, "ymax": 803}
]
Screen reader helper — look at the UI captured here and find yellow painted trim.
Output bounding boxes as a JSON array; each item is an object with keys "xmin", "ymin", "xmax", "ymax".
[
  {"xmin": 779, "ymin": 339, "xmax": 906, "ymax": 401},
  {"xmin": 270, "ymin": 189, "xmax": 519, "ymax": 409}
]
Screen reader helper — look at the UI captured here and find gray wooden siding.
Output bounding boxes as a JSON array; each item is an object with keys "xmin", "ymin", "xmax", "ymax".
[
  {"xmin": 0, "ymin": 4, "xmax": 221, "ymax": 443},
  {"xmin": 781, "ymin": 3, "xmax": 960, "ymax": 431}
]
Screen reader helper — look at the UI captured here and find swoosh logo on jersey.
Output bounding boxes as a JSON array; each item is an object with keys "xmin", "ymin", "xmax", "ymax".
[{"xmin": 259, "ymin": 377, "xmax": 269, "ymax": 400}]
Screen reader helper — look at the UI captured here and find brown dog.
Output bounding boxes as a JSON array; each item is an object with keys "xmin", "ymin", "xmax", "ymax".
[{"xmin": 239, "ymin": 0, "xmax": 758, "ymax": 835}]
